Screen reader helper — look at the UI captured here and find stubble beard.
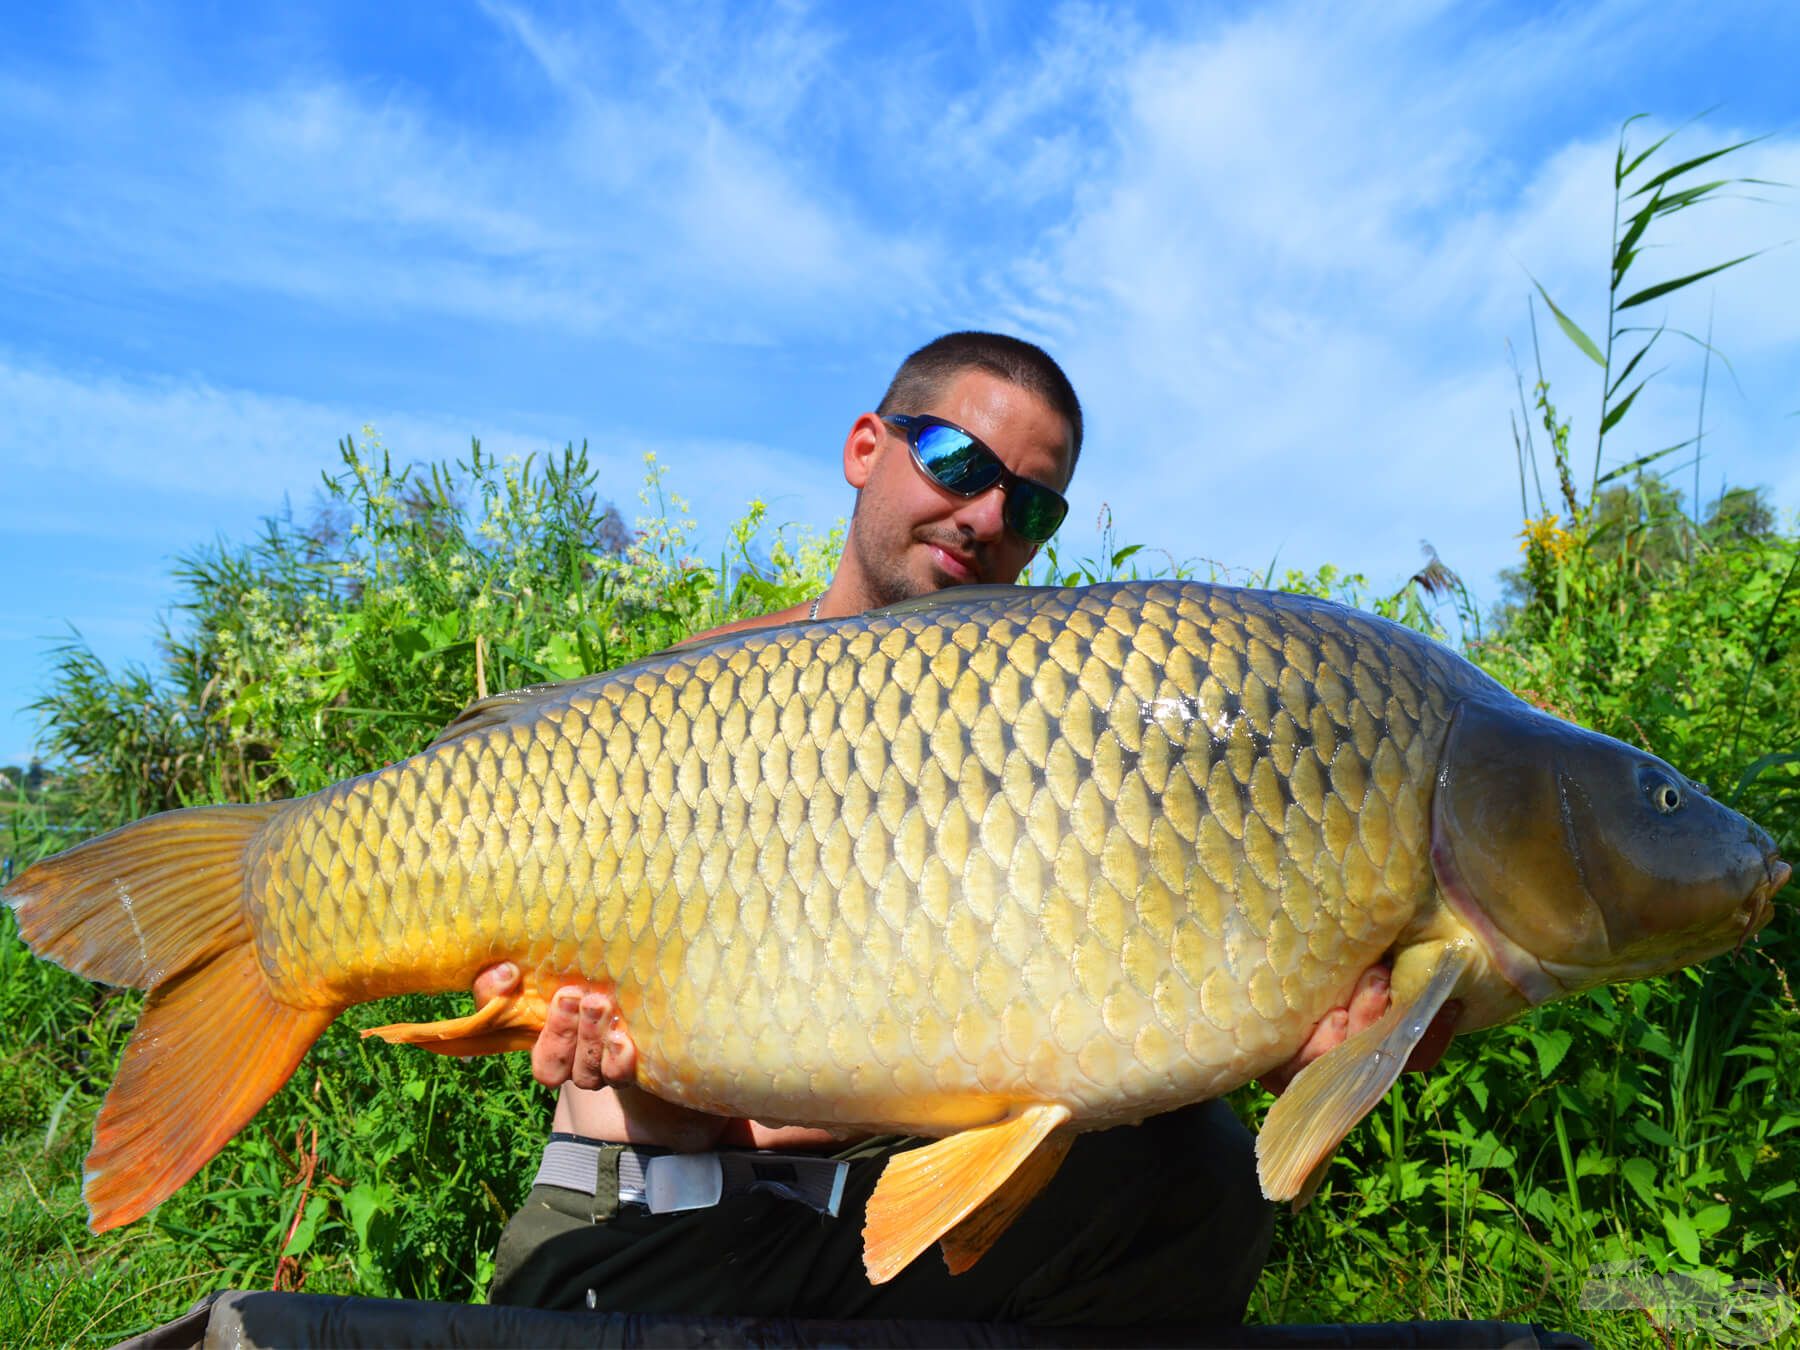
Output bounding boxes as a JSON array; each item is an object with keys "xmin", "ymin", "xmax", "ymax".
[
  {"xmin": 850, "ymin": 521, "xmax": 923, "ymax": 609},
  {"xmin": 847, "ymin": 491, "xmax": 965, "ymax": 608}
]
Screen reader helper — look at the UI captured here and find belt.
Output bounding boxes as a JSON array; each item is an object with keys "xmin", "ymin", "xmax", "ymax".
[{"xmin": 533, "ymin": 1133, "xmax": 849, "ymax": 1217}]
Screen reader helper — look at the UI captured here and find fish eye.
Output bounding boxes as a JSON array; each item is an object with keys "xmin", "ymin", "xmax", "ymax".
[{"xmin": 1645, "ymin": 776, "xmax": 1684, "ymax": 814}]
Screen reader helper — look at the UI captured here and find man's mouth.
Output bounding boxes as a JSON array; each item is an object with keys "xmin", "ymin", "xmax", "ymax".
[{"xmin": 927, "ymin": 543, "xmax": 977, "ymax": 582}]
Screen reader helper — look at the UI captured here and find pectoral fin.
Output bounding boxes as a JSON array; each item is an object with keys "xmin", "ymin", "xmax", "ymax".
[
  {"xmin": 863, "ymin": 1103, "xmax": 1072, "ymax": 1284},
  {"xmin": 363, "ymin": 980, "xmax": 557, "ymax": 1057},
  {"xmin": 1256, "ymin": 943, "xmax": 1472, "ymax": 1205}
]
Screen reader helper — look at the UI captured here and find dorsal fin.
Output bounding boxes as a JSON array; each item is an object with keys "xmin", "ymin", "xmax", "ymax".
[
  {"xmin": 427, "ymin": 585, "xmax": 1057, "ymax": 751},
  {"xmin": 426, "ymin": 681, "xmax": 583, "ymax": 750},
  {"xmin": 862, "ymin": 584, "xmax": 1052, "ymax": 620}
]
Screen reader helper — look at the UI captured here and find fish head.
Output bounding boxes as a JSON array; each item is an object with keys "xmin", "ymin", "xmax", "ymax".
[{"xmin": 1430, "ymin": 695, "xmax": 1787, "ymax": 1007}]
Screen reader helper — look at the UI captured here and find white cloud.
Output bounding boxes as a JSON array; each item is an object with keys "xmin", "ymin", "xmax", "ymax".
[
  {"xmin": 0, "ymin": 351, "xmax": 845, "ymax": 539},
  {"xmin": 947, "ymin": 4, "xmax": 1800, "ymax": 600},
  {"xmin": 0, "ymin": 4, "xmax": 941, "ymax": 342}
]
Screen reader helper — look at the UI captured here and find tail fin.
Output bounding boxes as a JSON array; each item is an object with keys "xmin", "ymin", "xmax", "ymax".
[
  {"xmin": 6, "ymin": 803, "xmax": 337, "ymax": 1232},
  {"xmin": 8, "ymin": 805, "xmax": 281, "ymax": 987}
]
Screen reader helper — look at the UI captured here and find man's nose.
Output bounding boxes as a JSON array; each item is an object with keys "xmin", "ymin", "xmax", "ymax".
[{"xmin": 953, "ymin": 484, "xmax": 1008, "ymax": 540}]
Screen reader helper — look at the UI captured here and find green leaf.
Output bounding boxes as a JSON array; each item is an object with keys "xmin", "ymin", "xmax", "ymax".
[
  {"xmin": 1664, "ymin": 1212, "xmax": 1701, "ymax": 1264},
  {"xmin": 344, "ymin": 1181, "xmax": 390, "ymax": 1253},
  {"xmin": 1626, "ymin": 136, "xmax": 1767, "ymax": 200},
  {"xmin": 1528, "ymin": 1027, "xmax": 1574, "ymax": 1077},
  {"xmin": 1464, "ymin": 1130, "xmax": 1516, "ymax": 1170},
  {"xmin": 1648, "ymin": 179, "xmax": 1731, "ymax": 215},
  {"xmin": 1613, "ymin": 197, "xmax": 1661, "ymax": 288},
  {"xmin": 1575, "ymin": 1147, "xmax": 1615, "ymax": 1179},
  {"xmin": 1599, "ymin": 380, "xmax": 1648, "ymax": 436},
  {"xmin": 283, "ymin": 1193, "xmax": 330, "ymax": 1259},
  {"xmin": 1605, "ymin": 331, "xmax": 1661, "ymax": 397},
  {"xmin": 1532, "ymin": 280, "xmax": 1605, "ymax": 366},
  {"xmin": 1617, "ymin": 253, "xmax": 1761, "ymax": 310},
  {"xmin": 1595, "ymin": 438, "xmax": 1695, "ymax": 487},
  {"xmin": 1692, "ymin": 1203, "xmax": 1731, "ymax": 1238},
  {"xmin": 1618, "ymin": 118, "xmax": 1671, "ymax": 182},
  {"xmin": 1464, "ymin": 1074, "xmax": 1489, "ymax": 1113}
]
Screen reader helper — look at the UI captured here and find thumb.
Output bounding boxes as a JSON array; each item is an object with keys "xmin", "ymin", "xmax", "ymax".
[{"xmin": 472, "ymin": 961, "xmax": 520, "ymax": 1004}]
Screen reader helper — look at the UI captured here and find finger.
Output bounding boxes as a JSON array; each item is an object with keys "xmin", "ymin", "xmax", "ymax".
[
  {"xmin": 471, "ymin": 961, "xmax": 520, "ymax": 1006},
  {"xmin": 1315, "ymin": 1008, "xmax": 1350, "ymax": 1056},
  {"xmin": 1346, "ymin": 964, "xmax": 1391, "ymax": 1034},
  {"xmin": 529, "ymin": 989, "xmax": 584, "ymax": 1088},
  {"xmin": 570, "ymin": 996, "xmax": 610, "ymax": 1091},
  {"xmin": 1259, "ymin": 1009, "xmax": 1347, "ymax": 1097},
  {"xmin": 1404, "ymin": 1001, "xmax": 1461, "ymax": 1073},
  {"xmin": 601, "ymin": 1014, "xmax": 639, "ymax": 1083}
]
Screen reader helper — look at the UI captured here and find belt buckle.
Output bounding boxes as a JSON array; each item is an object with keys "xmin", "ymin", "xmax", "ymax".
[{"xmin": 644, "ymin": 1152, "xmax": 725, "ymax": 1213}]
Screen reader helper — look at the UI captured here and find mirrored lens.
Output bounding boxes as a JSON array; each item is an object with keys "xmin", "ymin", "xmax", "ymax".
[
  {"xmin": 1005, "ymin": 483, "xmax": 1068, "ymax": 543},
  {"xmin": 913, "ymin": 424, "xmax": 1003, "ymax": 494}
]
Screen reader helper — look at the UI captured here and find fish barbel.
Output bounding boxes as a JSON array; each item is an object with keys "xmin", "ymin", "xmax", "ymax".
[{"xmin": 6, "ymin": 581, "xmax": 1788, "ymax": 1280}]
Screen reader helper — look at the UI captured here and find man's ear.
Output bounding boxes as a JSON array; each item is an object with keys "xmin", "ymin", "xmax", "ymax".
[{"xmin": 842, "ymin": 413, "xmax": 888, "ymax": 490}]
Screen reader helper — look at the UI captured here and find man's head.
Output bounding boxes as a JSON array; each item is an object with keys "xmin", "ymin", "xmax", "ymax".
[{"xmin": 837, "ymin": 332, "xmax": 1081, "ymax": 610}]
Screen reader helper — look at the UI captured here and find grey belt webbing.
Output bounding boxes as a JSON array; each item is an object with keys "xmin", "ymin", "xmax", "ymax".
[{"xmin": 534, "ymin": 1136, "xmax": 848, "ymax": 1217}]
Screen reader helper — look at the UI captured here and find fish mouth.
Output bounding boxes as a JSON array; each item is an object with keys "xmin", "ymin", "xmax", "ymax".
[{"xmin": 1739, "ymin": 855, "xmax": 1791, "ymax": 946}]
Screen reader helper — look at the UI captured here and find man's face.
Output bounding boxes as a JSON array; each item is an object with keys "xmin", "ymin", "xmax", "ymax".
[{"xmin": 842, "ymin": 368, "xmax": 1074, "ymax": 608}]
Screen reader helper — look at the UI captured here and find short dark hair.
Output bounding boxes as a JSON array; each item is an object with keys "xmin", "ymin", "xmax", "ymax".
[{"xmin": 876, "ymin": 332, "xmax": 1084, "ymax": 472}]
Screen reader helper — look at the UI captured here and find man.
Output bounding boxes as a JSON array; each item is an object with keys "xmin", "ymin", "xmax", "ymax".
[{"xmin": 474, "ymin": 333, "xmax": 1429, "ymax": 1323}]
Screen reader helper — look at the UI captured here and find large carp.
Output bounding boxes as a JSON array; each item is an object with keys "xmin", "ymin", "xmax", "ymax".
[{"xmin": 6, "ymin": 581, "xmax": 1788, "ymax": 1281}]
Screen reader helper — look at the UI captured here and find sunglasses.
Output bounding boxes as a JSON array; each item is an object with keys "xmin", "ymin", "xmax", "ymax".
[{"xmin": 883, "ymin": 414, "xmax": 1069, "ymax": 544}]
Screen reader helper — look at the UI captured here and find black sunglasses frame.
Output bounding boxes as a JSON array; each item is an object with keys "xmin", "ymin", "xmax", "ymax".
[{"xmin": 882, "ymin": 413, "xmax": 1069, "ymax": 544}]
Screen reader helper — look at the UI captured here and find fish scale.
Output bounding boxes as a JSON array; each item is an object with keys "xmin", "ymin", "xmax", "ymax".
[{"xmin": 244, "ymin": 580, "xmax": 1469, "ymax": 1128}]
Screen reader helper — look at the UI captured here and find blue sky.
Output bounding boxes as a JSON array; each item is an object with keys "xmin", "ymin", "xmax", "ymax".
[{"xmin": 3, "ymin": 0, "xmax": 1797, "ymax": 767}]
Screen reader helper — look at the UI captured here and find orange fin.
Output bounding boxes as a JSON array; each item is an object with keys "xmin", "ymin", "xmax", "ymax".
[
  {"xmin": 939, "ymin": 1130, "xmax": 1073, "ymax": 1275},
  {"xmin": 363, "ymin": 981, "xmax": 554, "ymax": 1056},
  {"xmin": 3, "ymin": 799, "xmax": 338, "ymax": 1232},
  {"xmin": 87, "ymin": 942, "xmax": 335, "ymax": 1232},
  {"xmin": 5, "ymin": 803, "xmax": 281, "ymax": 988},
  {"xmin": 1257, "ymin": 942, "xmax": 1471, "ymax": 1203},
  {"xmin": 862, "ymin": 1103, "xmax": 1072, "ymax": 1285}
]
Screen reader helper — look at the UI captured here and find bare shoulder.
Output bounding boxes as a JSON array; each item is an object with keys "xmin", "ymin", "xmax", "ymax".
[{"xmin": 686, "ymin": 600, "xmax": 813, "ymax": 645}]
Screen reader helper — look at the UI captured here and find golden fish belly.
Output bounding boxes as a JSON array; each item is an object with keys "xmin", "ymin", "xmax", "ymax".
[{"xmin": 249, "ymin": 580, "xmax": 1482, "ymax": 1134}]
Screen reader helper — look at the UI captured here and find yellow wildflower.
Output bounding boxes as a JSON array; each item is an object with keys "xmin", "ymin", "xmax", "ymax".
[{"xmin": 1519, "ymin": 512, "xmax": 1575, "ymax": 563}]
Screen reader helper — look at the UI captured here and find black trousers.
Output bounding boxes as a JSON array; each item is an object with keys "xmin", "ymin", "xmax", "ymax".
[{"xmin": 490, "ymin": 1099, "xmax": 1274, "ymax": 1327}]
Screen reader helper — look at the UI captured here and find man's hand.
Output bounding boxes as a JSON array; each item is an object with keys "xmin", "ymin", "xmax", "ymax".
[
  {"xmin": 471, "ymin": 963, "xmax": 638, "ymax": 1090},
  {"xmin": 1257, "ymin": 963, "xmax": 1461, "ymax": 1096}
]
